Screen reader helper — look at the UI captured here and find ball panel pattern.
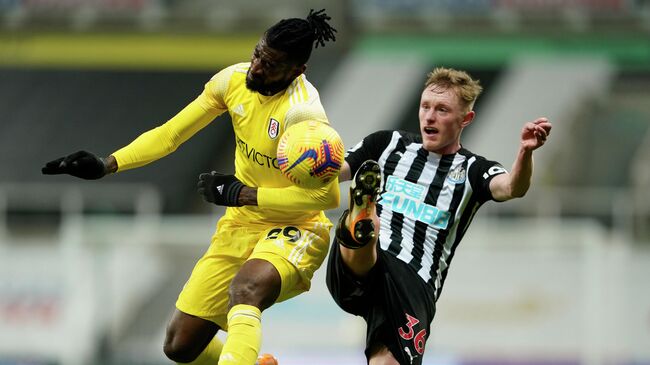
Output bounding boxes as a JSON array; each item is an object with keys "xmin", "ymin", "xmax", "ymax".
[{"xmin": 277, "ymin": 121, "xmax": 344, "ymax": 189}]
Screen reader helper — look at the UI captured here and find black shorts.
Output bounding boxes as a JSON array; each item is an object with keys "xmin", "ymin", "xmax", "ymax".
[{"xmin": 326, "ymin": 241, "xmax": 436, "ymax": 365}]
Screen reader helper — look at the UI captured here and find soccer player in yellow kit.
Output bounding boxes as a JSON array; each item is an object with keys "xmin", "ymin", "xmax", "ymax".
[{"xmin": 42, "ymin": 10, "xmax": 338, "ymax": 365}]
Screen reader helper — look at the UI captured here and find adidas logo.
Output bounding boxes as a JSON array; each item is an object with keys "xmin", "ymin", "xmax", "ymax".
[
  {"xmin": 233, "ymin": 104, "xmax": 245, "ymax": 117},
  {"xmin": 216, "ymin": 184, "xmax": 224, "ymax": 195},
  {"xmin": 219, "ymin": 353, "xmax": 235, "ymax": 362}
]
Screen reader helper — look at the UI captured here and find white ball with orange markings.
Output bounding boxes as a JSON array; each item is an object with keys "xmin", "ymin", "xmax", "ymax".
[{"xmin": 277, "ymin": 120, "xmax": 345, "ymax": 189}]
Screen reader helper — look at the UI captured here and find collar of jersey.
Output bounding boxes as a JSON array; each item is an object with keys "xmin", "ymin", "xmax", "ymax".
[{"xmin": 256, "ymin": 91, "xmax": 280, "ymax": 104}]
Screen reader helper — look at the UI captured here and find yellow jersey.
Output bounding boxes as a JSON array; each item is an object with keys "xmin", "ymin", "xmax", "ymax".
[{"xmin": 111, "ymin": 62, "xmax": 339, "ymax": 225}]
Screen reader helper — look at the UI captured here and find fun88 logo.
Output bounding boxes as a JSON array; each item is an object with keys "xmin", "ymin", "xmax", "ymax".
[{"xmin": 381, "ymin": 176, "xmax": 450, "ymax": 229}]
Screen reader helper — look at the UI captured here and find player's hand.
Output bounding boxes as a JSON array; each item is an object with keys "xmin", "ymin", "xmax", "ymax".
[
  {"xmin": 521, "ymin": 117, "xmax": 552, "ymax": 151},
  {"xmin": 197, "ymin": 171, "xmax": 245, "ymax": 207},
  {"xmin": 41, "ymin": 150, "xmax": 108, "ymax": 180}
]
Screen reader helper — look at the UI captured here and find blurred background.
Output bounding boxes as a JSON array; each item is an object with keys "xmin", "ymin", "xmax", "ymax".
[{"xmin": 1, "ymin": 0, "xmax": 649, "ymax": 364}]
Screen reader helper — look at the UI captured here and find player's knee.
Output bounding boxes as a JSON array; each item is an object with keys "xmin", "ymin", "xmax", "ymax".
[
  {"xmin": 163, "ymin": 333, "xmax": 201, "ymax": 363},
  {"xmin": 368, "ymin": 344, "xmax": 400, "ymax": 365},
  {"xmin": 229, "ymin": 261, "xmax": 281, "ymax": 310},
  {"xmin": 229, "ymin": 280, "xmax": 267, "ymax": 308}
]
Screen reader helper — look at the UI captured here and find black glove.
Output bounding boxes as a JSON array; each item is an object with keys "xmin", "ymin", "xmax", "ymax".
[
  {"xmin": 41, "ymin": 150, "xmax": 108, "ymax": 180},
  {"xmin": 197, "ymin": 171, "xmax": 245, "ymax": 207}
]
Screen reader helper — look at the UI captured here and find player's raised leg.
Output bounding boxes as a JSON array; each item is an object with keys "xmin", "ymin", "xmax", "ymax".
[{"xmin": 335, "ymin": 160, "xmax": 382, "ymax": 277}]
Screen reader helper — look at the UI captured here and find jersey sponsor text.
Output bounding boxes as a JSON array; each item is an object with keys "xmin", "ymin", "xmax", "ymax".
[
  {"xmin": 381, "ymin": 176, "xmax": 450, "ymax": 229},
  {"xmin": 236, "ymin": 137, "xmax": 279, "ymax": 169}
]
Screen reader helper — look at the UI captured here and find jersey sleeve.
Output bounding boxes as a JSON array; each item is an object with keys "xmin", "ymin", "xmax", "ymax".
[
  {"xmin": 345, "ymin": 130, "xmax": 393, "ymax": 176},
  {"xmin": 468, "ymin": 156, "xmax": 508, "ymax": 203},
  {"xmin": 196, "ymin": 64, "xmax": 237, "ymax": 113},
  {"xmin": 111, "ymin": 66, "xmax": 234, "ymax": 172},
  {"xmin": 257, "ymin": 178, "xmax": 340, "ymax": 211},
  {"xmin": 283, "ymin": 99, "xmax": 329, "ymax": 130}
]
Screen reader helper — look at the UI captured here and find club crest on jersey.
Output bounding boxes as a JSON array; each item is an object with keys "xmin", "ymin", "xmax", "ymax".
[
  {"xmin": 268, "ymin": 118, "xmax": 280, "ymax": 139},
  {"xmin": 447, "ymin": 165, "xmax": 466, "ymax": 184}
]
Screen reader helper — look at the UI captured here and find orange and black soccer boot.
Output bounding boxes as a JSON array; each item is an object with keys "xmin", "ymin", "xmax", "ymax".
[
  {"xmin": 335, "ymin": 160, "xmax": 382, "ymax": 248},
  {"xmin": 255, "ymin": 353, "xmax": 278, "ymax": 365}
]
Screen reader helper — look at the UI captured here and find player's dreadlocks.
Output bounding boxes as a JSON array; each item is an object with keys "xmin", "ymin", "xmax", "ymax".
[{"xmin": 265, "ymin": 9, "xmax": 337, "ymax": 65}]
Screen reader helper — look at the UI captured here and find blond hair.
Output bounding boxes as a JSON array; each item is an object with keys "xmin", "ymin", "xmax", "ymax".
[{"xmin": 425, "ymin": 67, "xmax": 483, "ymax": 111}]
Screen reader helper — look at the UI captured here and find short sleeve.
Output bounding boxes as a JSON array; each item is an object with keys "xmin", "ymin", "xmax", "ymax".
[
  {"xmin": 467, "ymin": 156, "xmax": 508, "ymax": 203},
  {"xmin": 345, "ymin": 130, "xmax": 393, "ymax": 176}
]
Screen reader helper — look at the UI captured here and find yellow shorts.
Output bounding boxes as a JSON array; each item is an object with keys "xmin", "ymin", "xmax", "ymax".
[{"xmin": 175, "ymin": 218, "xmax": 331, "ymax": 329}]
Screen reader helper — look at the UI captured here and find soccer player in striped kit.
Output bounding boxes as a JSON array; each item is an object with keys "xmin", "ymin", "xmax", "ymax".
[
  {"xmin": 326, "ymin": 67, "xmax": 552, "ymax": 365},
  {"xmin": 42, "ymin": 10, "xmax": 338, "ymax": 365}
]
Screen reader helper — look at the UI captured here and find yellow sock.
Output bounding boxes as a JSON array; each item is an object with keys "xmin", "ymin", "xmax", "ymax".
[
  {"xmin": 218, "ymin": 304, "xmax": 262, "ymax": 365},
  {"xmin": 180, "ymin": 336, "xmax": 223, "ymax": 365}
]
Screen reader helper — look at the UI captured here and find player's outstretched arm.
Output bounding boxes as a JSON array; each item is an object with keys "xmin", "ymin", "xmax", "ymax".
[
  {"xmin": 256, "ymin": 181, "xmax": 339, "ymax": 211},
  {"xmin": 196, "ymin": 172, "xmax": 340, "ymax": 210},
  {"xmin": 41, "ymin": 151, "xmax": 118, "ymax": 180},
  {"xmin": 490, "ymin": 117, "xmax": 552, "ymax": 201}
]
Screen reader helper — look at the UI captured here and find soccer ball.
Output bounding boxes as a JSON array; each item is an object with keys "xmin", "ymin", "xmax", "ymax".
[{"xmin": 277, "ymin": 120, "xmax": 344, "ymax": 189}]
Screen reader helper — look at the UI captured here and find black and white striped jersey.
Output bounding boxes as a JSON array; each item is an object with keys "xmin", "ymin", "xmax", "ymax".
[{"xmin": 345, "ymin": 130, "xmax": 507, "ymax": 301}]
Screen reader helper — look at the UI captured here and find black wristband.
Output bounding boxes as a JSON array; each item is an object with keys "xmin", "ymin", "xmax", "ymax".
[{"xmin": 225, "ymin": 180, "xmax": 245, "ymax": 207}]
